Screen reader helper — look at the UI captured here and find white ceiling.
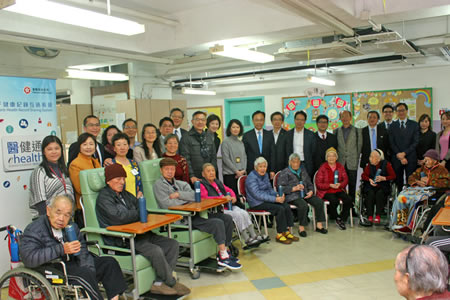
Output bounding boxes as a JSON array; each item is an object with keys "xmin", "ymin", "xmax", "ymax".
[{"xmin": 0, "ymin": 0, "xmax": 449, "ymax": 87}]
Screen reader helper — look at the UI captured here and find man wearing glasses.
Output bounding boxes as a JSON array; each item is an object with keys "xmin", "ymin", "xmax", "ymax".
[
  {"xmin": 380, "ymin": 104, "xmax": 395, "ymax": 130},
  {"xmin": 180, "ymin": 111, "xmax": 217, "ymax": 184},
  {"xmin": 170, "ymin": 108, "xmax": 188, "ymax": 142},
  {"xmin": 68, "ymin": 115, "xmax": 105, "ymax": 166},
  {"xmin": 122, "ymin": 118, "xmax": 140, "ymax": 150}
]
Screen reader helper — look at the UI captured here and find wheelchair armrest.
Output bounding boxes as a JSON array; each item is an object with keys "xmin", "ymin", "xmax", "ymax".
[
  {"xmin": 98, "ymin": 244, "xmax": 132, "ymax": 254},
  {"xmin": 81, "ymin": 227, "xmax": 134, "ymax": 239},
  {"xmin": 148, "ymin": 208, "xmax": 192, "ymax": 216},
  {"xmin": 85, "ymin": 240, "xmax": 99, "ymax": 246}
]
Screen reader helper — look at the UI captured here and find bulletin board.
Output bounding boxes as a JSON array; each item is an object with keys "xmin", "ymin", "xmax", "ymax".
[
  {"xmin": 352, "ymin": 88, "xmax": 432, "ymax": 128},
  {"xmin": 281, "ymin": 93, "xmax": 352, "ymax": 132},
  {"xmin": 187, "ymin": 106, "xmax": 224, "ymax": 142}
]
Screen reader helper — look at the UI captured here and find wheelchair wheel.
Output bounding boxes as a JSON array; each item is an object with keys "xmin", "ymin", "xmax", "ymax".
[{"xmin": 0, "ymin": 267, "xmax": 57, "ymax": 300}]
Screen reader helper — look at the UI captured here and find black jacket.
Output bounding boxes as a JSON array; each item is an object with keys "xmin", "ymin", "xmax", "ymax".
[
  {"xmin": 360, "ymin": 125, "xmax": 390, "ymax": 168},
  {"xmin": 20, "ymin": 215, "xmax": 94, "ymax": 271},
  {"xmin": 313, "ymin": 131, "xmax": 338, "ymax": 176},
  {"xmin": 242, "ymin": 129, "xmax": 275, "ymax": 174},
  {"xmin": 272, "ymin": 129, "xmax": 288, "ymax": 173},
  {"xmin": 285, "ymin": 128, "xmax": 316, "ymax": 177}
]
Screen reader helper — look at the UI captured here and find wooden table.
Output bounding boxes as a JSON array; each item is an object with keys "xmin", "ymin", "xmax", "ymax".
[
  {"xmin": 168, "ymin": 197, "xmax": 229, "ymax": 212},
  {"xmin": 432, "ymin": 207, "xmax": 450, "ymax": 226},
  {"xmin": 107, "ymin": 214, "xmax": 182, "ymax": 234}
]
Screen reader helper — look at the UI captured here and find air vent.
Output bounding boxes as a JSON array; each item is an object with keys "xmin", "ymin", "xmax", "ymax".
[{"xmin": 277, "ymin": 42, "xmax": 363, "ymax": 61}]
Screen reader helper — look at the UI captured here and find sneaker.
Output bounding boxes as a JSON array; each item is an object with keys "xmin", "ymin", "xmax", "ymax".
[
  {"xmin": 150, "ymin": 283, "xmax": 177, "ymax": 295},
  {"xmin": 336, "ymin": 218, "xmax": 346, "ymax": 230},
  {"xmin": 368, "ymin": 216, "xmax": 373, "ymax": 223},
  {"xmin": 276, "ymin": 234, "xmax": 292, "ymax": 244},
  {"xmin": 217, "ymin": 254, "xmax": 242, "ymax": 270},
  {"xmin": 246, "ymin": 238, "xmax": 261, "ymax": 246},
  {"xmin": 172, "ymin": 282, "xmax": 191, "ymax": 296},
  {"xmin": 298, "ymin": 230, "xmax": 307, "ymax": 237},
  {"xmin": 315, "ymin": 227, "xmax": 328, "ymax": 234},
  {"xmin": 284, "ymin": 232, "xmax": 299, "ymax": 242},
  {"xmin": 226, "ymin": 250, "xmax": 240, "ymax": 263},
  {"xmin": 374, "ymin": 215, "xmax": 381, "ymax": 224}
]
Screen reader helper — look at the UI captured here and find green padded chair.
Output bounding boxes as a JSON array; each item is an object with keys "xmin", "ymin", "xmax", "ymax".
[
  {"xmin": 79, "ymin": 167, "xmax": 155, "ymax": 299},
  {"xmin": 139, "ymin": 159, "xmax": 218, "ymax": 279}
]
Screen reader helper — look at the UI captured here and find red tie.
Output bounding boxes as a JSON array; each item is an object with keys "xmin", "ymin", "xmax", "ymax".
[{"xmin": 322, "ymin": 134, "xmax": 325, "ymax": 140}]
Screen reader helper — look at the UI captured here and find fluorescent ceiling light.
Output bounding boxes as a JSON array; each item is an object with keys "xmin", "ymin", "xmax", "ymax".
[
  {"xmin": 306, "ymin": 75, "xmax": 335, "ymax": 86},
  {"xmin": 210, "ymin": 44, "xmax": 274, "ymax": 63},
  {"xmin": 65, "ymin": 69, "xmax": 129, "ymax": 81},
  {"xmin": 181, "ymin": 87, "xmax": 216, "ymax": 96},
  {"xmin": 4, "ymin": 0, "xmax": 145, "ymax": 36}
]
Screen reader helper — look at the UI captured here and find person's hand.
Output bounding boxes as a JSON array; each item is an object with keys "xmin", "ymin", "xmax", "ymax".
[
  {"xmin": 190, "ymin": 177, "xmax": 200, "ymax": 184},
  {"xmin": 63, "ymin": 241, "xmax": 81, "ymax": 255},
  {"xmin": 224, "ymin": 195, "xmax": 232, "ymax": 201},
  {"xmin": 136, "ymin": 191, "xmax": 143, "ymax": 199},
  {"xmin": 329, "ymin": 183, "xmax": 338, "ymax": 189},
  {"xmin": 375, "ymin": 176, "xmax": 386, "ymax": 183},
  {"xmin": 369, "ymin": 179, "xmax": 377, "ymax": 187},
  {"xmin": 401, "ymin": 158, "xmax": 408, "ymax": 165},
  {"xmin": 169, "ymin": 192, "xmax": 180, "ymax": 199},
  {"xmin": 298, "ymin": 183, "xmax": 305, "ymax": 190},
  {"xmin": 304, "ymin": 191, "xmax": 313, "ymax": 199},
  {"xmin": 231, "ymin": 197, "xmax": 237, "ymax": 204},
  {"xmin": 397, "ymin": 152, "xmax": 406, "ymax": 160},
  {"xmin": 275, "ymin": 195, "xmax": 285, "ymax": 203},
  {"xmin": 420, "ymin": 176, "xmax": 428, "ymax": 184},
  {"xmin": 270, "ymin": 172, "xmax": 275, "ymax": 180},
  {"xmin": 416, "ymin": 180, "xmax": 426, "ymax": 187},
  {"xmin": 440, "ymin": 161, "xmax": 446, "ymax": 167},
  {"xmin": 103, "ymin": 158, "xmax": 113, "ymax": 167},
  {"xmin": 335, "ymin": 183, "xmax": 341, "ymax": 189}
]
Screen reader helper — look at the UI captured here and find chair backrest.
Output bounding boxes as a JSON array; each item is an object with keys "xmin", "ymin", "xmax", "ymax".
[
  {"xmin": 139, "ymin": 158, "xmax": 163, "ymax": 210},
  {"xmin": 273, "ymin": 171, "xmax": 281, "ymax": 191},
  {"xmin": 313, "ymin": 171, "xmax": 318, "ymax": 196},
  {"xmin": 237, "ymin": 175, "xmax": 247, "ymax": 198},
  {"xmin": 79, "ymin": 168, "xmax": 106, "ymax": 228}
]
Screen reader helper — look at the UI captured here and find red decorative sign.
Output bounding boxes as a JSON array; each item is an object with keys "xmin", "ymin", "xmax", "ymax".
[
  {"xmin": 311, "ymin": 98, "xmax": 321, "ymax": 108},
  {"xmin": 286, "ymin": 100, "xmax": 296, "ymax": 111},
  {"xmin": 335, "ymin": 97, "xmax": 347, "ymax": 108}
]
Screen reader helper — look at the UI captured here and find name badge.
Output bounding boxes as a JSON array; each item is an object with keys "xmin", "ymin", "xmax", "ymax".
[
  {"xmin": 131, "ymin": 168, "xmax": 139, "ymax": 176},
  {"xmin": 236, "ymin": 157, "xmax": 241, "ymax": 163}
]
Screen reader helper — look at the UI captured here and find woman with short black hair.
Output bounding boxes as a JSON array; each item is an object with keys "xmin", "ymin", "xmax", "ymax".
[{"xmin": 206, "ymin": 114, "xmax": 221, "ymax": 153}]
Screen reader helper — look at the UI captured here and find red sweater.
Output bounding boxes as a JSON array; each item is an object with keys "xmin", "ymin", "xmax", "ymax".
[
  {"xmin": 361, "ymin": 161, "xmax": 396, "ymax": 182},
  {"xmin": 315, "ymin": 162, "xmax": 348, "ymax": 199}
]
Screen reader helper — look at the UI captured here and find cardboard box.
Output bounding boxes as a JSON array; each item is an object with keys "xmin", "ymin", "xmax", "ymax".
[
  {"xmin": 116, "ymin": 99, "xmax": 137, "ymax": 121},
  {"xmin": 57, "ymin": 105, "xmax": 77, "ymax": 145},
  {"xmin": 150, "ymin": 100, "xmax": 170, "ymax": 126},
  {"xmin": 76, "ymin": 104, "xmax": 93, "ymax": 134},
  {"xmin": 169, "ymin": 99, "xmax": 188, "ymax": 129}
]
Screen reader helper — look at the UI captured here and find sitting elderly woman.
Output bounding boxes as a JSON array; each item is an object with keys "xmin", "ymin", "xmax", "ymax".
[
  {"xmin": 361, "ymin": 149, "xmax": 396, "ymax": 225},
  {"xmin": 315, "ymin": 147, "xmax": 352, "ymax": 230},
  {"xmin": 278, "ymin": 153, "xmax": 327, "ymax": 237},
  {"xmin": 246, "ymin": 157, "xmax": 298, "ymax": 244},
  {"xmin": 200, "ymin": 163, "xmax": 263, "ymax": 248}
]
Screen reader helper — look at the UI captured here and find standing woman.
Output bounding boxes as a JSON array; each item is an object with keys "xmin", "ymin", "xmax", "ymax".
[
  {"xmin": 206, "ymin": 114, "xmax": 221, "ymax": 154},
  {"xmin": 221, "ymin": 119, "xmax": 247, "ymax": 196},
  {"xmin": 417, "ymin": 114, "xmax": 436, "ymax": 167},
  {"xmin": 112, "ymin": 132, "xmax": 143, "ymax": 198},
  {"xmin": 69, "ymin": 133, "xmax": 101, "ymax": 225},
  {"xmin": 133, "ymin": 123, "xmax": 162, "ymax": 163},
  {"xmin": 162, "ymin": 134, "xmax": 190, "ymax": 183},
  {"xmin": 436, "ymin": 111, "xmax": 450, "ymax": 171},
  {"xmin": 101, "ymin": 125, "xmax": 121, "ymax": 160},
  {"xmin": 29, "ymin": 135, "xmax": 74, "ymax": 219}
]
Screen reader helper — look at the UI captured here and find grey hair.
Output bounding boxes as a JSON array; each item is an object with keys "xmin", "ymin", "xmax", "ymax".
[
  {"xmin": 289, "ymin": 153, "xmax": 301, "ymax": 162},
  {"xmin": 254, "ymin": 156, "xmax": 268, "ymax": 168},
  {"xmin": 48, "ymin": 195, "xmax": 74, "ymax": 210},
  {"xmin": 202, "ymin": 163, "xmax": 215, "ymax": 172},
  {"xmin": 371, "ymin": 149, "xmax": 385, "ymax": 161},
  {"xmin": 396, "ymin": 245, "xmax": 448, "ymax": 294}
]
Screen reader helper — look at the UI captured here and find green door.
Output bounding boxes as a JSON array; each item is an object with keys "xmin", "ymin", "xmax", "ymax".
[{"xmin": 225, "ymin": 97, "xmax": 265, "ymax": 132}]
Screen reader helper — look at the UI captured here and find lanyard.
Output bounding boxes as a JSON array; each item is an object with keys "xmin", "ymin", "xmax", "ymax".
[{"xmin": 49, "ymin": 166, "xmax": 67, "ymax": 193}]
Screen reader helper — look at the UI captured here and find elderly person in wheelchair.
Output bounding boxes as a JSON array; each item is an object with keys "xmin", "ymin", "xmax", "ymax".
[
  {"xmin": 360, "ymin": 149, "xmax": 396, "ymax": 225},
  {"xmin": 278, "ymin": 153, "xmax": 327, "ymax": 237},
  {"xmin": 390, "ymin": 149, "xmax": 449, "ymax": 232},
  {"xmin": 20, "ymin": 195, "xmax": 127, "ymax": 300}
]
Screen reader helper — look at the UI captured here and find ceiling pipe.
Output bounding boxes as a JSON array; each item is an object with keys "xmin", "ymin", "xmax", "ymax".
[{"xmin": 171, "ymin": 55, "xmax": 404, "ymax": 84}]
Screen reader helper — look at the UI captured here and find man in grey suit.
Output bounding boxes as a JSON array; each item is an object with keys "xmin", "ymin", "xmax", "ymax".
[
  {"xmin": 334, "ymin": 110, "xmax": 362, "ymax": 207},
  {"xmin": 285, "ymin": 111, "xmax": 316, "ymax": 178}
]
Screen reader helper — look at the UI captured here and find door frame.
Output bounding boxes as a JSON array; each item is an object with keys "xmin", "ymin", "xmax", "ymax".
[{"xmin": 224, "ymin": 96, "xmax": 265, "ymax": 126}]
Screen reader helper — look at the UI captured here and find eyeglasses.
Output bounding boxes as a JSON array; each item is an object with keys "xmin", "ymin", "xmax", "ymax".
[
  {"xmin": 124, "ymin": 126, "xmax": 137, "ymax": 129},
  {"xmin": 86, "ymin": 123, "xmax": 100, "ymax": 127},
  {"xmin": 171, "ymin": 115, "xmax": 183, "ymax": 120},
  {"xmin": 405, "ymin": 245, "xmax": 418, "ymax": 274},
  {"xmin": 194, "ymin": 118, "xmax": 206, "ymax": 122}
]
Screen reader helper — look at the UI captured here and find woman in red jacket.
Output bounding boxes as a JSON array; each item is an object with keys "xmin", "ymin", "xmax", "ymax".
[
  {"xmin": 361, "ymin": 149, "xmax": 396, "ymax": 225},
  {"xmin": 316, "ymin": 147, "xmax": 352, "ymax": 230}
]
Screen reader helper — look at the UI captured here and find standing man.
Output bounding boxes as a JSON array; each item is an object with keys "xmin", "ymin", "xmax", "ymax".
[
  {"xmin": 380, "ymin": 104, "xmax": 395, "ymax": 130},
  {"xmin": 285, "ymin": 111, "xmax": 316, "ymax": 178},
  {"xmin": 122, "ymin": 118, "xmax": 140, "ymax": 149},
  {"xmin": 389, "ymin": 103, "xmax": 419, "ymax": 191},
  {"xmin": 243, "ymin": 111, "xmax": 275, "ymax": 178},
  {"xmin": 270, "ymin": 111, "xmax": 288, "ymax": 173},
  {"xmin": 170, "ymin": 108, "xmax": 188, "ymax": 142},
  {"xmin": 333, "ymin": 110, "xmax": 362, "ymax": 208},
  {"xmin": 360, "ymin": 111, "xmax": 389, "ymax": 168},
  {"xmin": 68, "ymin": 115, "xmax": 105, "ymax": 166},
  {"xmin": 313, "ymin": 115, "xmax": 337, "ymax": 176},
  {"xmin": 180, "ymin": 111, "xmax": 217, "ymax": 183},
  {"xmin": 158, "ymin": 117, "xmax": 174, "ymax": 153}
]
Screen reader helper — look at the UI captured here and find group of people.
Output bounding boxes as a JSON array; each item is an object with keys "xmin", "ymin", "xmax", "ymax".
[{"xmin": 22, "ymin": 104, "xmax": 450, "ymax": 298}]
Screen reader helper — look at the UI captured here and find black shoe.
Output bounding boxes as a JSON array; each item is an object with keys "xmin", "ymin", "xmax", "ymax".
[
  {"xmin": 351, "ymin": 208, "xmax": 359, "ymax": 218},
  {"xmin": 315, "ymin": 228, "xmax": 328, "ymax": 234},
  {"xmin": 336, "ymin": 218, "xmax": 346, "ymax": 230},
  {"xmin": 298, "ymin": 230, "xmax": 307, "ymax": 237}
]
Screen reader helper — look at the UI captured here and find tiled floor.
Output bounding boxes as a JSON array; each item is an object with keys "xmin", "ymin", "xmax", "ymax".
[{"xmin": 176, "ymin": 222, "xmax": 408, "ymax": 300}]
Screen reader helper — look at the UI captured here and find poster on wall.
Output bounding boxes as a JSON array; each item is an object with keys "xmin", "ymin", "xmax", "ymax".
[
  {"xmin": 92, "ymin": 92, "xmax": 128, "ymax": 129},
  {"xmin": 352, "ymin": 88, "xmax": 432, "ymax": 128},
  {"xmin": 282, "ymin": 94, "xmax": 352, "ymax": 132},
  {"xmin": 187, "ymin": 106, "xmax": 224, "ymax": 142}
]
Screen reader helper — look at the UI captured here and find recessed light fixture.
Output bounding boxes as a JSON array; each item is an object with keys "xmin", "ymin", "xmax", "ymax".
[
  {"xmin": 65, "ymin": 69, "xmax": 129, "ymax": 81},
  {"xmin": 210, "ymin": 44, "xmax": 274, "ymax": 63},
  {"xmin": 306, "ymin": 74, "xmax": 335, "ymax": 86},
  {"xmin": 181, "ymin": 87, "xmax": 216, "ymax": 96}
]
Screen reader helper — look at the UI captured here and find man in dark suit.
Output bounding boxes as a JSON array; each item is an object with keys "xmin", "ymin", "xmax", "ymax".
[
  {"xmin": 360, "ymin": 111, "xmax": 390, "ymax": 168},
  {"xmin": 380, "ymin": 104, "xmax": 395, "ymax": 130},
  {"xmin": 285, "ymin": 111, "xmax": 316, "ymax": 177},
  {"xmin": 170, "ymin": 107, "xmax": 188, "ymax": 142},
  {"xmin": 313, "ymin": 115, "xmax": 337, "ymax": 176},
  {"xmin": 68, "ymin": 115, "xmax": 105, "ymax": 166},
  {"xmin": 389, "ymin": 103, "xmax": 419, "ymax": 191},
  {"xmin": 243, "ymin": 111, "xmax": 275, "ymax": 178},
  {"xmin": 270, "ymin": 111, "xmax": 288, "ymax": 173}
]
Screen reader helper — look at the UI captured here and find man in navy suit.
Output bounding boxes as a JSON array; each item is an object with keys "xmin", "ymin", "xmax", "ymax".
[
  {"xmin": 170, "ymin": 108, "xmax": 188, "ymax": 142},
  {"xmin": 243, "ymin": 111, "xmax": 275, "ymax": 178},
  {"xmin": 380, "ymin": 104, "xmax": 395, "ymax": 130},
  {"xmin": 389, "ymin": 103, "xmax": 419, "ymax": 191},
  {"xmin": 270, "ymin": 111, "xmax": 288, "ymax": 173},
  {"xmin": 313, "ymin": 115, "xmax": 338, "ymax": 176},
  {"xmin": 285, "ymin": 111, "xmax": 316, "ymax": 178},
  {"xmin": 360, "ymin": 111, "xmax": 390, "ymax": 168}
]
